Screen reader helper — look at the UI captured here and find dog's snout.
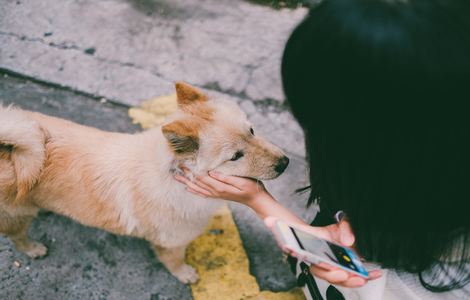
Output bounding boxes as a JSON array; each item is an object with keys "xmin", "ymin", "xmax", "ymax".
[{"xmin": 274, "ymin": 156, "xmax": 289, "ymax": 173}]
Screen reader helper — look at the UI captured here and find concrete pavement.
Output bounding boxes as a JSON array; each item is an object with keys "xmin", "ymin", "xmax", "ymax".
[{"xmin": 0, "ymin": 0, "xmax": 305, "ymax": 105}]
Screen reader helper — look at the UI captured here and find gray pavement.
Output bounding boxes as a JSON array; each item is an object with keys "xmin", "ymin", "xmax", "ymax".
[
  {"xmin": 0, "ymin": 1, "xmax": 317, "ymax": 299},
  {"xmin": 0, "ymin": 0, "xmax": 306, "ymax": 105}
]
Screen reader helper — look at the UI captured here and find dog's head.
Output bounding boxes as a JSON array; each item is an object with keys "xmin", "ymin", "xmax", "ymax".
[{"xmin": 162, "ymin": 82, "xmax": 289, "ymax": 180}]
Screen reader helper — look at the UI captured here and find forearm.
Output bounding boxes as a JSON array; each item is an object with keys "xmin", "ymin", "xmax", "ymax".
[{"xmin": 246, "ymin": 192, "xmax": 307, "ymax": 226}]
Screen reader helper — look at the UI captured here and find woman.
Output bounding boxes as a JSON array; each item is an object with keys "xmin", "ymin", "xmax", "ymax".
[{"xmin": 176, "ymin": 0, "xmax": 470, "ymax": 298}]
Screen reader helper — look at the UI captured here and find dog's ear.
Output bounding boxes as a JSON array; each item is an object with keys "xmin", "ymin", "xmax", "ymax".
[
  {"xmin": 175, "ymin": 81, "xmax": 208, "ymax": 107},
  {"xmin": 162, "ymin": 119, "xmax": 199, "ymax": 154}
]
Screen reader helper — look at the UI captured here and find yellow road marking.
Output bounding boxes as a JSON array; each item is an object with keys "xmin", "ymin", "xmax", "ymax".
[
  {"xmin": 128, "ymin": 94, "xmax": 178, "ymax": 129},
  {"xmin": 129, "ymin": 95, "xmax": 305, "ymax": 300},
  {"xmin": 187, "ymin": 206, "xmax": 305, "ymax": 300}
]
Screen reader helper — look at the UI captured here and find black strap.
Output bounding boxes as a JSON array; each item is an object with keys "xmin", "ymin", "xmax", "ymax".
[{"xmin": 299, "ymin": 262, "xmax": 325, "ymax": 300}]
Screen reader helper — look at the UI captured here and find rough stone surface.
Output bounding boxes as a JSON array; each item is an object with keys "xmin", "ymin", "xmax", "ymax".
[{"xmin": 0, "ymin": 0, "xmax": 307, "ymax": 105}]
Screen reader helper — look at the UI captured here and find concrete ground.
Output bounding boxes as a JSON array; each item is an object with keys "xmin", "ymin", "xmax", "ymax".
[{"xmin": 0, "ymin": 1, "xmax": 317, "ymax": 299}]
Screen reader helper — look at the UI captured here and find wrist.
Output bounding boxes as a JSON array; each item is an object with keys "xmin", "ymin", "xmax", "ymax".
[
  {"xmin": 246, "ymin": 191, "xmax": 275, "ymax": 215},
  {"xmin": 248, "ymin": 192, "xmax": 307, "ymax": 226}
]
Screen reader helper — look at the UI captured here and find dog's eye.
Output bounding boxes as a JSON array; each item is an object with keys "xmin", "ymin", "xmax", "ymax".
[
  {"xmin": 230, "ymin": 151, "xmax": 244, "ymax": 161},
  {"xmin": 250, "ymin": 127, "xmax": 254, "ymax": 135}
]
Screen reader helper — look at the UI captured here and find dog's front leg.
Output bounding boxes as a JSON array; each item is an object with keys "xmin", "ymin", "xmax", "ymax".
[
  {"xmin": 0, "ymin": 213, "xmax": 47, "ymax": 259},
  {"xmin": 153, "ymin": 244, "xmax": 198, "ymax": 284}
]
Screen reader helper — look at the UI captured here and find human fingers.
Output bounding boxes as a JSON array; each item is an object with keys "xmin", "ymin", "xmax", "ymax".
[
  {"xmin": 191, "ymin": 176, "xmax": 217, "ymax": 193},
  {"xmin": 315, "ymin": 263, "xmax": 382, "ymax": 281},
  {"xmin": 338, "ymin": 276, "xmax": 369, "ymax": 288},
  {"xmin": 174, "ymin": 173, "xmax": 190, "ymax": 185},
  {"xmin": 313, "ymin": 267, "xmax": 382, "ymax": 286},
  {"xmin": 195, "ymin": 174, "xmax": 242, "ymax": 195},
  {"xmin": 174, "ymin": 170, "xmax": 224, "ymax": 195},
  {"xmin": 281, "ymin": 245, "xmax": 297, "ymax": 257},
  {"xmin": 174, "ymin": 174, "xmax": 214, "ymax": 194},
  {"xmin": 309, "ymin": 265, "xmax": 350, "ymax": 283},
  {"xmin": 175, "ymin": 174, "xmax": 213, "ymax": 196},
  {"xmin": 309, "ymin": 265, "xmax": 367, "ymax": 288},
  {"xmin": 209, "ymin": 171, "xmax": 255, "ymax": 189},
  {"xmin": 367, "ymin": 270, "xmax": 382, "ymax": 280},
  {"xmin": 338, "ymin": 220, "xmax": 355, "ymax": 246},
  {"xmin": 187, "ymin": 187, "xmax": 209, "ymax": 198}
]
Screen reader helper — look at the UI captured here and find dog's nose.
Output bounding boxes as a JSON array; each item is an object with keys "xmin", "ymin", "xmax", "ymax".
[{"xmin": 274, "ymin": 156, "xmax": 290, "ymax": 173}]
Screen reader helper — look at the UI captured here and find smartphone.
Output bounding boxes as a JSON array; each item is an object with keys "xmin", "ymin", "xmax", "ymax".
[{"xmin": 273, "ymin": 220, "xmax": 369, "ymax": 278}]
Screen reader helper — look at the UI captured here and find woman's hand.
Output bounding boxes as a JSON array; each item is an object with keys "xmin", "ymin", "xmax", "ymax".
[
  {"xmin": 265, "ymin": 217, "xmax": 382, "ymax": 288},
  {"xmin": 174, "ymin": 170, "xmax": 269, "ymax": 205},
  {"xmin": 174, "ymin": 170, "xmax": 306, "ymax": 224}
]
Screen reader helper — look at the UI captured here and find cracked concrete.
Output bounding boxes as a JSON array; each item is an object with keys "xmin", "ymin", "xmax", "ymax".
[{"xmin": 0, "ymin": 0, "xmax": 307, "ymax": 105}]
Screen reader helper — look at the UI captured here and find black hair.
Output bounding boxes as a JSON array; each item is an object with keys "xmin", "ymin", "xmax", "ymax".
[{"xmin": 282, "ymin": 0, "xmax": 470, "ymax": 292}]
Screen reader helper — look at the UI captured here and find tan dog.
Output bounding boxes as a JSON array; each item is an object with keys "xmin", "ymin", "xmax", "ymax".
[{"xmin": 0, "ymin": 82, "xmax": 289, "ymax": 283}]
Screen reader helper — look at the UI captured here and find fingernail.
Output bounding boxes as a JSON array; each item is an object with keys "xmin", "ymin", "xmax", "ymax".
[{"xmin": 209, "ymin": 170, "xmax": 219, "ymax": 176}]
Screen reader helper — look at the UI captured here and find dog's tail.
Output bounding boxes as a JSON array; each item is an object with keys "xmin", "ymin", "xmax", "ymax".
[{"xmin": 0, "ymin": 105, "xmax": 46, "ymax": 203}]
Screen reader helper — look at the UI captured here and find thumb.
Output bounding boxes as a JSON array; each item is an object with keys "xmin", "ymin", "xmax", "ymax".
[{"xmin": 338, "ymin": 220, "xmax": 355, "ymax": 246}]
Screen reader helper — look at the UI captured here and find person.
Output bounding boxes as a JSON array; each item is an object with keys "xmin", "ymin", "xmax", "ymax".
[{"xmin": 175, "ymin": 0, "xmax": 470, "ymax": 298}]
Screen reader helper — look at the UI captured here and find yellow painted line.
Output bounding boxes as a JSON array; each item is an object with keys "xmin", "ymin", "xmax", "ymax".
[
  {"xmin": 187, "ymin": 206, "xmax": 305, "ymax": 300},
  {"xmin": 128, "ymin": 94, "xmax": 178, "ymax": 129},
  {"xmin": 129, "ymin": 95, "xmax": 305, "ymax": 300}
]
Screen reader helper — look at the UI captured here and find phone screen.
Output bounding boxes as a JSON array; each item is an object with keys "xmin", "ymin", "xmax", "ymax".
[{"xmin": 290, "ymin": 227, "xmax": 369, "ymax": 277}]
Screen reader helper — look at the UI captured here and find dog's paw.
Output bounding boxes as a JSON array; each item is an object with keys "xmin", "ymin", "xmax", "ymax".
[
  {"xmin": 172, "ymin": 264, "xmax": 199, "ymax": 284},
  {"xmin": 22, "ymin": 242, "xmax": 48, "ymax": 259}
]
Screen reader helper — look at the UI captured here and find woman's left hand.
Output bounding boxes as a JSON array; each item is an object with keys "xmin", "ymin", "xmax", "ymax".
[
  {"xmin": 174, "ymin": 170, "xmax": 309, "ymax": 224},
  {"xmin": 174, "ymin": 170, "xmax": 270, "ymax": 205},
  {"xmin": 264, "ymin": 217, "xmax": 382, "ymax": 288}
]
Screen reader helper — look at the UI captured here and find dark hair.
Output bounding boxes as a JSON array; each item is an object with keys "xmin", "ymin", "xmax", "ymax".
[{"xmin": 282, "ymin": 0, "xmax": 470, "ymax": 292}]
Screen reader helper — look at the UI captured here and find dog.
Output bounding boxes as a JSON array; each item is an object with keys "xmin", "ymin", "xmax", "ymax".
[{"xmin": 0, "ymin": 82, "xmax": 289, "ymax": 283}]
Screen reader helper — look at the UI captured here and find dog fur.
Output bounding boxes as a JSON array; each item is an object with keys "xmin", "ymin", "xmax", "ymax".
[{"xmin": 0, "ymin": 82, "xmax": 289, "ymax": 283}]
